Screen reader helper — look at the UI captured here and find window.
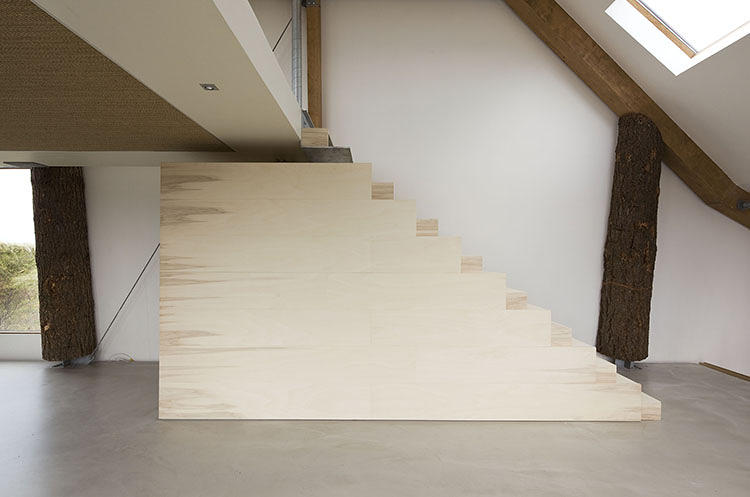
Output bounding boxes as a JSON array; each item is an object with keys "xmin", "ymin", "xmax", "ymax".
[
  {"xmin": 607, "ymin": 0, "xmax": 750, "ymax": 75},
  {"xmin": 0, "ymin": 169, "xmax": 40, "ymax": 332}
]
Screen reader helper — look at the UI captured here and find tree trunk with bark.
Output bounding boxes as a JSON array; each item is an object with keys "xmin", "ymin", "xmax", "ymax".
[
  {"xmin": 31, "ymin": 167, "xmax": 96, "ymax": 361},
  {"xmin": 597, "ymin": 113, "xmax": 664, "ymax": 362}
]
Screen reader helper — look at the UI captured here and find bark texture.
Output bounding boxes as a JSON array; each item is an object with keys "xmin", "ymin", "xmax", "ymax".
[
  {"xmin": 596, "ymin": 113, "xmax": 663, "ymax": 361},
  {"xmin": 31, "ymin": 167, "xmax": 96, "ymax": 361}
]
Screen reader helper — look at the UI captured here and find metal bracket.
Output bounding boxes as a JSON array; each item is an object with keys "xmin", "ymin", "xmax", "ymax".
[
  {"xmin": 302, "ymin": 0, "xmax": 320, "ymax": 7},
  {"xmin": 738, "ymin": 200, "xmax": 750, "ymax": 211}
]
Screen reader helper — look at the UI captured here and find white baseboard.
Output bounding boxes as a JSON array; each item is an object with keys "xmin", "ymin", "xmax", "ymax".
[{"xmin": 0, "ymin": 333, "xmax": 42, "ymax": 361}]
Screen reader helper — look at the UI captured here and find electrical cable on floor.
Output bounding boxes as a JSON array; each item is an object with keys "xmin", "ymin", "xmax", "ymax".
[{"xmin": 54, "ymin": 243, "xmax": 160, "ymax": 367}]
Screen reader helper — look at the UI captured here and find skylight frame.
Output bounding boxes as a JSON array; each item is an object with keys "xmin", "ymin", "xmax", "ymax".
[
  {"xmin": 607, "ymin": 0, "xmax": 750, "ymax": 75},
  {"xmin": 625, "ymin": 0, "xmax": 697, "ymax": 58}
]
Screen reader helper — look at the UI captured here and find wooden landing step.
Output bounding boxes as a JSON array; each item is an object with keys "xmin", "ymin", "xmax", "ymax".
[
  {"xmin": 506, "ymin": 288, "xmax": 527, "ymax": 310},
  {"xmin": 301, "ymin": 128, "xmax": 353, "ymax": 162}
]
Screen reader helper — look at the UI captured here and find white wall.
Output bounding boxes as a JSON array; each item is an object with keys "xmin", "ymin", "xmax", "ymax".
[
  {"xmin": 73, "ymin": 0, "xmax": 750, "ymax": 375},
  {"xmin": 321, "ymin": 0, "xmax": 750, "ymax": 374},
  {"xmin": 250, "ymin": 0, "xmax": 308, "ymax": 109},
  {"xmin": 84, "ymin": 167, "xmax": 160, "ymax": 361},
  {"xmin": 557, "ymin": 0, "xmax": 750, "ymax": 190}
]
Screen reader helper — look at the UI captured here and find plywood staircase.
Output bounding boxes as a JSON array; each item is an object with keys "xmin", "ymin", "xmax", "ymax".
[{"xmin": 159, "ymin": 129, "xmax": 660, "ymax": 421}]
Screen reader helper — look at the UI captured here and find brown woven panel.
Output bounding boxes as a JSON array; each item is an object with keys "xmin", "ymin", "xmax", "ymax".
[{"xmin": 0, "ymin": 1, "xmax": 231, "ymax": 151}]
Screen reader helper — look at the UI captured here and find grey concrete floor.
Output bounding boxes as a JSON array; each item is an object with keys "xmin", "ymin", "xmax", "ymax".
[{"xmin": 1, "ymin": 362, "xmax": 748, "ymax": 497}]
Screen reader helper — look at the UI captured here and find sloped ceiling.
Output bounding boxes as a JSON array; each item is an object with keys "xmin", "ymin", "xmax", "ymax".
[
  {"xmin": 0, "ymin": 0, "xmax": 231, "ymax": 152},
  {"xmin": 556, "ymin": 0, "xmax": 750, "ymax": 189}
]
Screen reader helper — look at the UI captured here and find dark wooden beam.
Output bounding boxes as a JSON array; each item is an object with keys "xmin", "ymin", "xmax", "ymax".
[
  {"xmin": 503, "ymin": 0, "xmax": 750, "ymax": 230},
  {"xmin": 597, "ymin": 114, "xmax": 663, "ymax": 361},
  {"xmin": 31, "ymin": 167, "xmax": 96, "ymax": 361},
  {"xmin": 306, "ymin": 0, "xmax": 323, "ymax": 127}
]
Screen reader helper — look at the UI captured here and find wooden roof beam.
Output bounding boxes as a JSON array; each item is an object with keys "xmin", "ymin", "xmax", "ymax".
[{"xmin": 503, "ymin": 0, "xmax": 750, "ymax": 230}]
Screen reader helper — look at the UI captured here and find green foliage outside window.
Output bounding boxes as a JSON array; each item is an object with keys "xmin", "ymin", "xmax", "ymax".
[{"xmin": 0, "ymin": 243, "xmax": 40, "ymax": 331}]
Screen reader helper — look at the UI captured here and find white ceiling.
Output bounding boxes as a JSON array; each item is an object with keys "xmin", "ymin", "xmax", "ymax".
[{"xmin": 556, "ymin": 0, "xmax": 750, "ymax": 189}]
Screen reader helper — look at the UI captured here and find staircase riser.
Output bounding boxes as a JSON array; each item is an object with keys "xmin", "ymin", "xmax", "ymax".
[
  {"xmin": 161, "ymin": 272, "xmax": 506, "ymax": 311},
  {"xmin": 160, "ymin": 378, "xmax": 642, "ymax": 421},
  {"xmin": 163, "ymin": 236, "xmax": 463, "ymax": 273},
  {"xmin": 162, "ymin": 162, "xmax": 371, "ymax": 200}
]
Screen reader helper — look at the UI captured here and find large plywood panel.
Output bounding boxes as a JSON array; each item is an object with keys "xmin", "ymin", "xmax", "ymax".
[
  {"xmin": 159, "ymin": 162, "xmax": 653, "ymax": 421},
  {"xmin": 161, "ymin": 163, "xmax": 372, "ymax": 200}
]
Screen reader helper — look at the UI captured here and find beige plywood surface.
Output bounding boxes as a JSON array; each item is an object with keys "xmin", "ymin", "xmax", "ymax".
[
  {"xmin": 371, "ymin": 182, "xmax": 395, "ymax": 200},
  {"xmin": 161, "ymin": 272, "xmax": 506, "ymax": 310},
  {"xmin": 370, "ymin": 308, "xmax": 552, "ymax": 347},
  {"xmin": 162, "ymin": 163, "xmax": 373, "ymax": 200},
  {"xmin": 160, "ymin": 375, "xmax": 642, "ymax": 420},
  {"xmin": 461, "ymin": 256, "xmax": 483, "ymax": 273},
  {"xmin": 301, "ymin": 128, "xmax": 329, "ymax": 147},
  {"xmin": 159, "ymin": 162, "xmax": 654, "ymax": 421},
  {"xmin": 161, "ymin": 199, "xmax": 417, "ymax": 239},
  {"xmin": 161, "ymin": 308, "xmax": 552, "ymax": 350},
  {"xmin": 416, "ymin": 218, "xmax": 439, "ymax": 236},
  {"xmin": 162, "ymin": 236, "xmax": 462, "ymax": 274}
]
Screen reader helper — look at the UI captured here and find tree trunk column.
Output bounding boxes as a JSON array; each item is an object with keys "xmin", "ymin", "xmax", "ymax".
[
  {"xmin": 31, "ymin": 167, "xmax": 96, "ymax": 361},
  {"xmin": 597, "ymin": 113, "xmax": 664, "ymax": 362}
]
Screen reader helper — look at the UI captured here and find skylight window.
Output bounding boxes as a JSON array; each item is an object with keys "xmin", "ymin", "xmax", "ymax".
[{"xmin": 607, "ymin": 0, "xmax": 750, "ymax": 75}]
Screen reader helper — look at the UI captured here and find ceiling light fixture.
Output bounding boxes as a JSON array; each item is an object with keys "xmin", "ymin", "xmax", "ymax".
[{"xmin": 199, "ymin": 83, "xmax": 219, "ymax": 91}]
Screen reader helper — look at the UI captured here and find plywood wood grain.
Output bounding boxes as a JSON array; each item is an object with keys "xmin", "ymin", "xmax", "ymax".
[
  {"xmin": 372, "ymin": 182, "xmax": 395, "ymax": 200},
  {"xmin": 506, "ymin": 288, "xmax": 528, "ymax": 310},
  {"xmin": 461, "ymin": 256, "xmax": 483, "ymax": 273},
  {"xmin": 551, "ymin": 322, "xmax": 573, "ymax": 347},
  {"xmin": 162, "ymin": 307, "xmax": 551, "ymax": 351},
  {"xmin": 161, "ymin": 199, "xmax": 417, "ymax": 239},
  {"xmin": 161, "ymin": 272, "xmax": 506, "ymax": 310},
  {"xmin": 162, "ymin": 236, "xmax": 461, "ymax": 274},
  {"xmin": 371, "ymin": 308, "xmax": 552, "ymax": 347},
  {"xmin": 416, "ymin": 218, "xmax": 439, "ymax": 236},
  {"xmin": 159, "ymin": 162, "xmax": 655, "ymax": 421},
  {"xmin": 641, "ymin": 392, "xmax": 662, "ymax": 421},
  {"xmin": 162, "ymin": 162, "xmax": 371, "ymax": 200},
  {"xmin": 301, "ymin": 128, "xmax": 328, "ymax": 147}
]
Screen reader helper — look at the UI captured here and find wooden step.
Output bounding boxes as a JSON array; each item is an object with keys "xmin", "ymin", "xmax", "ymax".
[
  {"xmin": 162, "ymin": 345, "xmax": 611, "ymax": 387},
  {"xmin": 461, "ymin": 255, "xmax": 483, "ymax": 273},
  {"xmin": 594, "ymin": 357, "xmax": 617, "ymax": 383},
  {"xmin": 372, "ymin": 182, "xmax": 394, "ymax": 200},
  {"xmin": 162, "ymin": 163, "xmax": 372, "ymax": 200},
  {"xmin": 161, "ymin": 272, "xmax": 507, "ymax": 311},
  {"xmin": 551, "ymin": 322, "xmax": 573, "ymax": 346},
  {"xmin": 161, "ymin": 199, "xmax": 417, "ymax": 239},
  {"xmin": 162, "ymin": 236, "xmax": 462, "ymax": 274},
  {"xmin": 162, "ymin": 306, "xmax": 553, "ymax": 349},
  {"xmin": 417, "ymin": 218, "xmax": 439, "ymax": 236},
  {"xmin": 641, "ymin": 392, "xmax": 662, "ymax": 421},
  {"xmin": 371, "ymin": 307, "xmax": 552, "ymax": 347},
  {"xmin": 506, "ymin": 288, "xmax": 527, "ymax": 309},
  {"xmin": 301, "ymin": 128, "xmax": 330, "ymax": 147},
  {"xmin": 160, "ymin": 371, "xmax": 643, "ymax": 420}
]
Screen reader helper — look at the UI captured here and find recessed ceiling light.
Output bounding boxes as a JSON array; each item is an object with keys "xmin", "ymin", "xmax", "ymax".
[{"xmin": 200, "ymin": 83, "xmax": 219, "ymax": 91}]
